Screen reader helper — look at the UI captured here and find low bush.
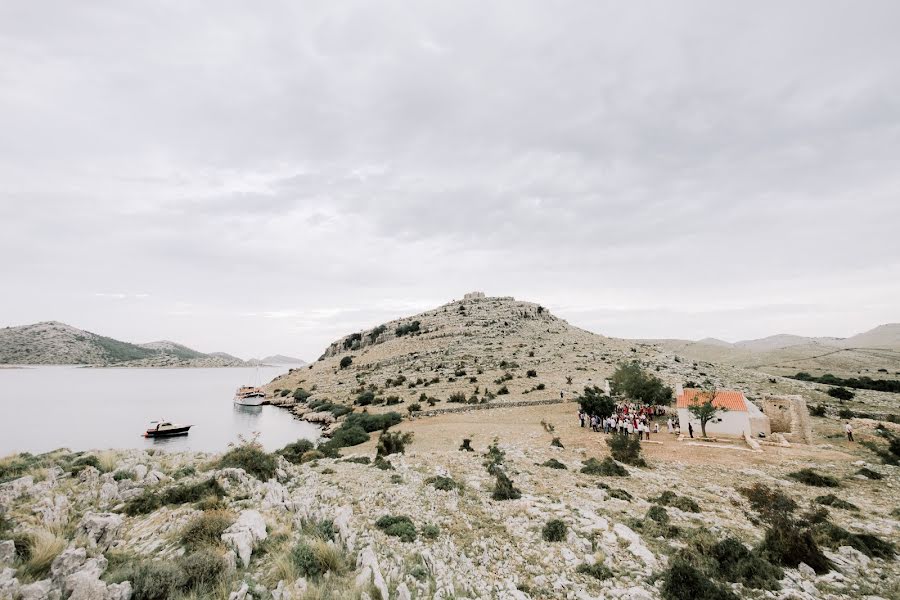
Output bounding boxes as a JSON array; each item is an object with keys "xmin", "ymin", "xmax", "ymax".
[
  {"xmin": 292, "ymin": 388, "xmax": 312, "ymax": 402},
  {"xmin": 651, "ymin": 490, "xmax": 701, "ymax": 513},
  {"xmin": 788, "ymin": 468, "xmax": 839, "ymax": 487},
  {"xmin": 576, "ymin": 562, "xmax": 612, "ymax": 581},
  {"xmin": 542, "ymin": 519, "xmax": 567, "ymax": 542},
  {"xmin": 815, "ymin": 494, "xmax": 858, "ymax": 511},
  {"xmin": 291, "ymin": 538, "xmax": 345, "ymax": 578},
  {"xmin": 857, "ymin": 467, "xmax": 883, "ymax": 480},
  {"xmin": 339, "ymin": 356, "xmax": 352, "ymax": 369},
  {"xmin": 606, "ymin": 435, "xmax": 646, "ymax": 467},
  {"xmin": 809, "ymin": 404, "xmax": 827, "ymax": 417},
  {"xmin": 342, "ymin": 456, "xmax": 371, "ymax": 465},
  {"xmin": 828, "ymin": 387, "xmax": 855, "ymax": 400},
  {"xmin": 395, "ymin": 321, "xmax": 421, "ymax": 336},
  {"xmin": 407, "ymin": 403, "xmax": 422, "ymax": 413},
  {"xmin": 710, "ymin": 537, "xmax": 783, "ymax": 590},
  {"xmin": 838, "ymin": 408, "xmax": 856, "ymax": 419},
  {"xmin": 660, "ymin": 557, "xmax": 737, "ymax": 600},
  {"xmin": 739, "ymin": 483, "xmax": 797, "ymax": 523},
  {"xmin": 17, "ymin": 530, "xmax": 65, "ymax": 580},
  {"xmin": 178, "ymin": 549, "xmax": 227, "ymax": 592},
  {"xmin": 277, "ymin": 439, "xmax": 315, "ymax": 464},
  {"xmin": 113, "ymin": 470, "xmax": 134, "ymax": 481},
  {"xmin": 123, "ymin": 478, "xmax": 226, "ymax": 516},
  {"xmin": 113, "ymin": 560, "xmax": 185, "ymax": 600},
  {"xmin": 375, "ymin": 515, "xmax": 416, "ymax": 542},
  {"xmin": 526, "ymin": 369, "xmax": 537, "ymax": 378},
  {"xmin": 598, "ymin": 483, "xmax": 633, "ymax": 501},
  {"xmin": 550, "ymin": 437, "xmax": 564, "ymax": 448},
  {"xmin": 345, "ymin": 412, "xmax": 403, "ymax": 432},
  {"xmin": 812, "ymin": 521, "xmax": 896, "ymax": 559},
  {"xmin": 426, "ymin": 475, "xmax": 459, "ymax": 491},
  {"xmin": 422, "ymin": 524, "xmax": 440, "ymax": 539},
  {"xmin": 376, "ymin": 430, "xmax": 413, "ymax": 457},
  {"xmin": 302, "ymin": 518, "xmax": 336, "ymax": 541},
  {"xmin": 308, "ymin": 400, "xmax": 353, "ymax": 418},
  {"xmin": 448, "ymin": 392, "xmax": 467, "ymax": 404},
  {"xmin": 581, "ymin": 457, "xmax": 628, "ymax": 477},
  {"xmin": 355, "ymin": 391, "xmax": 375, "ymax": 406},
  {"xmin": 541, "ymin": 458, "xmax": 567, "ymax": 469},
  {"xmin": 491, "ymin": 470, "xmax": 521, "ymax": 500},
  {"xmin": 372, "ymin": 456, "xmax": 394, "ymax": 470},
  {"xmin": 385, "ymin": 396, "xmax": 401, "ymax": 406},
  {"xmin": 497, "ymin": 385, "xmax": 509, "ymax": 395},
  {"xmin": 459, "ymin": 438, "xmax": 474, "ymax": 452},
  {"xmin": 70, "ymin": 454, "xmax": 102, "ymax": 474},
  {"xmin": 219, "ymin": 443, "xmax": 277, "ymax": 481},
  {"xmin": 180, "ymin": 510, "xmax": 234, "ymax": 549},
  {"xmin": 758, "ymin": 521, "xmax": 831, "ymax": 574}
]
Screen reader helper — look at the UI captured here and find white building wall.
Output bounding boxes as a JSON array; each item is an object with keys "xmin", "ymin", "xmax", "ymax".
[{"xmin": 677, "ymin": 408, "xmax": 752, "ymax": 438}]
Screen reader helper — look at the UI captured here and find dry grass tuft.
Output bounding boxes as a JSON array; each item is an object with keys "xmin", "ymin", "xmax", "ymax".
[{"xmin": 21, "ymin": 529, "xmax": 66, "ymax": 580}]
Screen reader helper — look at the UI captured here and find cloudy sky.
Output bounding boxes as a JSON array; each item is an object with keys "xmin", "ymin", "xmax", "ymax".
[{"xmin": 2, "ymin": 1, "xmax": 899, "ymax": 360}]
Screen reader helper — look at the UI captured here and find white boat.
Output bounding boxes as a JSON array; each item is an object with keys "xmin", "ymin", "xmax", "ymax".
[{"xmin": 234, "ymin": 386, "xmax": 266, "ymax": 406}]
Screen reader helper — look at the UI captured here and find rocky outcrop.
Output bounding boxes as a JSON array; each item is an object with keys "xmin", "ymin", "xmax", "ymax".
[{"xmin": 221, "ymin": 510, "xmax": 268, "ymax": 567}]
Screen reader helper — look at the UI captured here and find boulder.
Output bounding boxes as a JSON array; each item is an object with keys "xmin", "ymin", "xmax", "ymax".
[
  {"xmin": 99, "ymin": 482, "xmax": 120, "ymax": 507},
  {"xmin": 228, "ymin": 581, "xmax": 251, "ymax": 600},
  {"xmin": 222, "ymin": 510, "xmax": 267, "ymax": 567},
  {"xmin": 18, "ymin": 578, "xmax": 60, "ymax": 600},
  {"xmin": 0, "ymin": 540, "xmax": 14, "ymax": 565},
  {"xmin": 32, "ymin": 495, "xmax": 69, "ymax": 528},
  {"xmin": 355, "ymin": 546, "xmax": 388, "ymax": 600},
  {"xmin": 78, "ymin": 512, "xmax": 124, "ymax": 551},
  {"xmin": 133, "ymin": 464, "xmax": 148, "ymax": 481}
]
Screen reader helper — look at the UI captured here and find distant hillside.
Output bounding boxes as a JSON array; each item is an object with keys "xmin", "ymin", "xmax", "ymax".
[
  {"xmin": 0, "ymin": 322, "xmax": 249, "ymax": 367},
  {"xmin": 646, "ymin": 323, "xmax": 900, "ymax": 380},
  {"xmin": 261, "ymin": 354, "xmax": 306, "ymax": 365}
]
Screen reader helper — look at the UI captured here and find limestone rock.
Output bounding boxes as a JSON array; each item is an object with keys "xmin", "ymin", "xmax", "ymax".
[
  {"xmin": 0, "ymin": 541, "xmax": 14, "ymax": 565},
  {"xmin": 78, "ymin": 512, "xmax": 124, "ymax": 551},
  {"xmin": 222, "ymin": 510, "xmax": 267, "ymax": 567}
]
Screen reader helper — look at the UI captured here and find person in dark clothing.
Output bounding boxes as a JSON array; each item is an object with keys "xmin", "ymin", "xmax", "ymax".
[{"xmin": 688, "ymin": 423, "xmax": 694, "ymax": 438}]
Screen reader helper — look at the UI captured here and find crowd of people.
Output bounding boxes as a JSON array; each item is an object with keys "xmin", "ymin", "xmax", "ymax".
[{"xmin": 577, "ymin": 402, "xmax": 690, "ymax": 439}]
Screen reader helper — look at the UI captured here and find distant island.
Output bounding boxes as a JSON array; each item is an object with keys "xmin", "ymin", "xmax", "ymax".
[{"xmin": 0, "ymin": 321, "xmax": 278, "ymax": 368}]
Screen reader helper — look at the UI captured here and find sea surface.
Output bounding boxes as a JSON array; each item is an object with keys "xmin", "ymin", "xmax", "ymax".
[{"xmin": 0, "ymin": 365, "xmax": 319, "ymax": 455}]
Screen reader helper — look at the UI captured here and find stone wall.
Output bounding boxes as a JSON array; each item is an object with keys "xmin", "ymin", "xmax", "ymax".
[{"xmin": 763, "ymin": 395, "xmax": 813, "ymax": 444}]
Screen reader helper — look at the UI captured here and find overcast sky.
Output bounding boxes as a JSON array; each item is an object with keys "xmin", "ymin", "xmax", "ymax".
[{"xmin": 2, "ymin": 1, "xmax": 899, "ymax": 360}]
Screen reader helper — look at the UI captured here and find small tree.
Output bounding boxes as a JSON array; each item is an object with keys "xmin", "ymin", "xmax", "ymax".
[
  {"xmin": 339, "ymin": 356, "xmax": 353, "ymax": 369},
  {"xmin": 577, "ymin": 386, "xmax": 615, "ymax": 418},
  {"xmin": 687, "ymin": 389, "xmax": 726, "ymax": 438}
]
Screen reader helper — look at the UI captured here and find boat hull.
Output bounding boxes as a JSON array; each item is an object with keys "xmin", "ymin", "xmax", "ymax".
[
  {"xmin": 234, "ymin": 395, "xmax": 264, "ymax": 407},
  {"xmin": 145, "ymin": 426, "xmax": 192, "ymax": 437}
]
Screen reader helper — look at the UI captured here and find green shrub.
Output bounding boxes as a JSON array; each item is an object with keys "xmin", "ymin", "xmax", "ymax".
[
  {"xmin": 581, "ymin": 457, "xmax": 628, "ymax": 477},
  {"xmin": 491, "ymin": 470, "xmax": 521, "ymax": 500},
  {"xmin": 660, "ymin": 557, "xmax": 737, "ymax": 600},
  {"xmin": 355, "ymin": 391, "xmax": 375, "ymax": 406},
  {"xmin": 375, "ymin": 515, "xmax": 416, "ymax": 542},
  {"xmin": 123, "ymin": 478, "xmax": 226, "ymax": 516},
  {"xmin": 610, "ymin": 362, "xmax": 673, "ymax": 405},
  {"xmin": 178, "ymin": 550, "xmax": 226, "ymax": 591},
  {"xmin": 709, "ymin": 538, "xmax": 782, "ymax": 590},
  {"xmin": 647, "ymin": 505, "xmax": 670, "ymax": 524},
  {"xmin": 292, "ymin": 388, "xmax": 312, "ymax": 402},
  {"xmin": 172, "ymin": 465, "xmax": 196, "ymax": 479},
  {"xmin": 541, "ymin": 519, "xmax": 567, "ymax": 542},
  {"xmin": 277, "ymin": 439, "xmax": 315, "ymax": 464},
  {"xmin": 447, "ymin": 392, "xmax": 466, "ymax": 403},
  {"xmin": 376, "ymin": 430, "xmax": 413, "ymax": 457},
  {"xmin": 838, "ymin": 407, "xmax": 856, "ymax": 419},
  {"xmin": 526, "ymin": 369, "xmax": 537, "ymax": 378},
  {"xmin": 815, "ymin": 494, "xmax": 858, "ymax": 511},
  {"xmin": 122, "ymin": 491, "xmax": 163, "ymax": 516},
  {"xmin": 308, "ymin": 400, "xmax": 353, "ymax": 418},
  {"xmin": 541, "ymin": 458, "xmax": 567, "ymax": 469},
  {"xmin": 344, "ymin": 412, "xmax": 402, "ymax": 432},
  {"xmin": 497, "ymin": 385, "xmax": 509, "ymax": 395},
  {"xmin": 219, "ymin": 444, "xmax": 277, "ymax": 480},
  {"xmin": 327, "ymin": 425, "xmax": 369, "ymax": 448},
  {"xmin": 740, "ymin": 483, "xmax": 797, "ymax": 523},
  {"xmin": 302, "ymin": 518, "xmax": 336, "ymax": 541},
  {"xmin": 809, "ymin": 404, "xmax": 827, "ymax": 417},
  {"xmin": 426, "ymin": 476, "xmax": 459, "ymax": 491},
  {"xmin": 70, "ymin": 454, "xmax": 102, "ymax": 474},
  {"xmin": 407, "ymin": 403, "xmax": 422, "ymax": 413},
  {"xmin": 812, "ymin": 521, "xmax": 896, "ymax": 559},
  {"xmin": 598, "ymin": 483, "xmax": 633, "ymax": 501},
  {"xmin": 606, "ymin": 435, "xmax": 646, "ymax": 467},
  {"xmin": 343, "ymin": 456, "xmax": 371, "ymax": 465},
  {"xmin": 372, "ymin": 456, "xmax": 394, "ymax": 470},
  {"xmin": 395, "ymin": 321, "xmax": 421, "ymax": 337},
  {"xmin": 651, "ymin": 490, "xmax": 700, "ymax": 513},
  {"xmin": 112, "ymin": 470, "xmax": 133, "ymax": 481},
  {"xmin": 828, "ymin": 387, "xmax": 855, "ymax": 400},
  {"xmin": 180, "ymin": 510, "xmax": 234, "ymax": 549},
  {"xmin": 758, "ymin": 522, "xmax": 831, "ymax": 574},
  {"xmin": 339, "ymin": 356, "xmax": 353, "ymax": 369},
  {"xmin": 576, "ymin": 562, "xmax": 612, "ymax": 581},
  {"xmin": 550, "ymin": 437, "xmax": 564, "ymax": 448},
  {"xmin": 788, "ymin": 468, "xmax": 839, "ymax": 488},
  {"xmin": 386, "ymin": 396, "xmax": 401, "ymax": 406},
  {"xmin": 291, "ymin": 541, "xmax": 324, "ymax": 578},
  {"xmin": 857, "ymin": 467, "xmax": 883, "ymax": 480},
  {"xmin": 422, "ymin": 524, "xmax": 440, "ymax": 539},
  {"xmin": 130, "ymin": 561, "xmax": 186, "ymax": 600}
]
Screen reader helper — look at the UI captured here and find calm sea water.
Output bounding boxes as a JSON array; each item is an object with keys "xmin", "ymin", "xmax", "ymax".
[{"xmin": 0, "ymin": 366, "xmax": 319, "ymax": 455}]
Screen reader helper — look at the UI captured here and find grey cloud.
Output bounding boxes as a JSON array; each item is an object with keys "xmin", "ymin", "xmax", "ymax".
[{"xmin": 1, "ymin": 1, "xmax": 899, "ymax": 359}]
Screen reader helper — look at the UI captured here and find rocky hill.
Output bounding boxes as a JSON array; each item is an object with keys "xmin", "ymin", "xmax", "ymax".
[{"xmin": 0, "ymin": 321, "xmax": 249, "ymax": 367}]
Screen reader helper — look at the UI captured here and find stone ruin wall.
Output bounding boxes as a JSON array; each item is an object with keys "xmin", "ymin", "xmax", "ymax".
[{"xmin": 763, "ymin": 395, "xmax": 813, "ymax": 444}]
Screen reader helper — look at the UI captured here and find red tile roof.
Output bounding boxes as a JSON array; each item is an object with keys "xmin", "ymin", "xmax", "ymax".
[{"xmin": 677, "ymin": 389, "xmax": 747, "ymax": 411}]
